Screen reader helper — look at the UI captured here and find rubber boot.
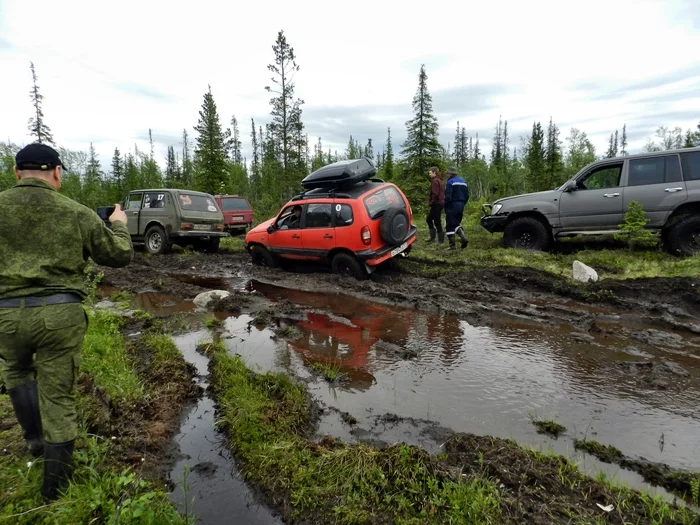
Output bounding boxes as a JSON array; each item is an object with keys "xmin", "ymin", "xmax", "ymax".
[
  {"xmin": 437, "ymin": 231, "xmax": 445, "ymax": 244},
  {"xmin": 456, "ymin": 226, "xmax": 469, "ymax": 249},
  {"xmin": 427, "ymin": 227, "xmax": 436, "ymax": 243},
  {"xmin": 446, "ymin": 235, "xmax": 456, "ymax": 250},
  {"xmin": 8, "ymin": 382, "xmax": 44, "ymax": 457},
  {"xmin": 41, "ymin": 440, "xmax": 74, "ymax": 502}
]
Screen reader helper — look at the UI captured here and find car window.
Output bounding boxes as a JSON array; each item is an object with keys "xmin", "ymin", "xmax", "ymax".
[
  {"xmin": 178, "ymin": 193, "xmax": 219, "ymax": 212},
  {"xmin": 219, "ymin": 197, "xmax": 250, "ymax": 211},
  {"xmin": 578, "ymin": 165, "xmax": 622, "ymax": 190},
  {"xmin": 143, "ymin": 192, "xmax": 167, "ymax": 209},
  {"xmin": 680, "ymin": 151, "xmax": 700, "ymax": 181},
  {"xmin": 364, "ymin": 186, "xmax": 405, "ymax": 219},
  {"xmin": 126, "ymin": 193, "xmax": 143, "ymax": 210},
  {"xmin": 305, "ymin": 204, "xmax": 333, "ymax": 228},
  {"xmin": 628, "ymin": 156, "xmax": 682, "ymax": 186},
  {"xmin": 334, "ymin": 204, "xmax": 353, "ymax": 227},
  {"xmin": 276, "ymin": 205, "xmax": 302, "ymax": 230}
]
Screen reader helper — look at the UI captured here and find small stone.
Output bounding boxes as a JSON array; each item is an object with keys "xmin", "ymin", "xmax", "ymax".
[{"xmin": 193, "ymin": 290, "xmax": 231, "ymax": 309}]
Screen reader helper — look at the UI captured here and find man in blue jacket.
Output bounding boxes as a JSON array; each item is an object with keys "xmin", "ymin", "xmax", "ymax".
[{"xmin": 444, "ymin": 166, "xmax": 469, "ymax": 250}]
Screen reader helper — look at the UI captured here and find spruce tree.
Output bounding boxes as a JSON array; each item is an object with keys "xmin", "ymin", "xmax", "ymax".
[
  {"xmin": 620, "ymin": 124, "xmax": 628, "ymax": 155},
  {"xmin": 525, "ymin": 122, "xmax": 546, "ymax": 191},
  {"xmin": 614, "ymin": 130, "xmax": 619, "ymax": 156},
  {"xmin": 453, "ymin": 122, "xmax": 462, "ymax": 165},
  {"xmin": 27, "ymin": 62, "xmax": 54, "ymax": 145},
  {"xmin": 565, "ymin": 128, "xmax": 596, "ymax": 176},
  {"xmin": 165, "ymin": 146, "xmax": 178, "ymax": 186},
  {"xmin": 473, "ymin": 133, "xmax": 481, "ymax": 160},
  {"xmin": 193, "ymin": 86, "xmax": 228, "ymax": 195},
  {"xmin": 181, "ymin": 129, "xmax": 193, "ymax": 189},
  {"xmin": 83, "ymin": 143, "xmax": 103, "ymax": 208},
  {"xmin": 491, "ymin": 116, "xmax": 503, "ymax": 170},
  {"xmin": 230, "ymin": 115, "xmax": 243, "ymax": 165},
  {"xmin": 266, "ymin": 30, "xmax": 305, "ymax": 196},
  {"xmin": 544, "ymin": 118, "xmax": 563, "ymax": 189},
  {"xmin": 364, "ymin": 138, "xmax": 373, "ymax": 159},
  {"xmin": 111, "ymin": 148, "xmax": 124, "ymax": 198},
  {"xmin": 400, "ymin": 64, "xmax": 441, "ymax": 190},
  {"xmin": 384, "ymin": 127, "xmax": 394, "ymax": 179},
  {"xmin": 250, "ymin": 118, "xmax": 261, "ymax": 198}
]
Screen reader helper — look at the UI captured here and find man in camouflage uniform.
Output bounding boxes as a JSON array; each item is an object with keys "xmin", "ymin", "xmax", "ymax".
[{"xmin": 0, "ymin": 143, "xmax": 133, "ymax": 501}]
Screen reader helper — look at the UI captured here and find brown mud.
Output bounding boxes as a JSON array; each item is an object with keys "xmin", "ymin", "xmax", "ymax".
[{"xmin": 78, "ymin": 312, "xmax": 201, "ymax": 483}]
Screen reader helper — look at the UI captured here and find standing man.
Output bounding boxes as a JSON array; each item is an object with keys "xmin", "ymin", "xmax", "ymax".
[
  {"xmin": 426, "ymin": 166, "xmax": 445, "ymax": 244},
  {"xmin": 444, "ymin": 166, "xmax": 469, "ymax": 250},
  {"xmin": 0, "ymin": 143, "xmax": 133, "ymax": 501}
]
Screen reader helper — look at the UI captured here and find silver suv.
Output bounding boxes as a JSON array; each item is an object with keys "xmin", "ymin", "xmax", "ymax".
[{"xmin": 480, "ymin": 147, "xmax": 700, "ymax": 256}]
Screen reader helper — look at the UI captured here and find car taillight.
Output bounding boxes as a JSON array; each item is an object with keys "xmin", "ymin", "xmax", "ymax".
[
  {"xmin": 361, "ymin": 225, "xmax": 371, "ymax": 245},
  {"xmin": 214, "ymin": 224, "xmax": 224, "ymax": 231},
  {"xmin": 181, "ymin": 223, "xmax": 193, "ymax": 230}
]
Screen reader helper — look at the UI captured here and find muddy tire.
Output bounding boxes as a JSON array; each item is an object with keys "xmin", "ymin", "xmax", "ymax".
[
  {"xmin": 331, "ymin": 253, "xmax": 367, "ymax": 280},
  {"xmin": 665, "ymin": 215, "xmax": 700, "ymax": 256},
  {"xmin": 380, "ymin": 207, "xmax": 409, "ymax": 245},
  {"xmin": 145, "ymin": 225, "xmax": 172, "ymax": 255},
  {"xmin": 250, "ymin": 245, "xmax": 277, "ymax": 268},
  {"xmin": 503, "ymin": 216, "xmax": 551, "ymax": 251}
]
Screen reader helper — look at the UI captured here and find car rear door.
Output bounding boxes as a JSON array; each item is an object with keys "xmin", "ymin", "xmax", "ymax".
[
  {"xmin": 124, "ymin": 192, "xmax": 144, "ymax": 236},
  {"xmin": 622, "ymin": 154, "xmax": 687, "ymax": 227},
  {"xmin": 301, "ymin": 203, "xmax": 336, "ymax": 259},
  {"xmin": 680, "ymin": 151, "xmax": 700, "ymax": 207}
]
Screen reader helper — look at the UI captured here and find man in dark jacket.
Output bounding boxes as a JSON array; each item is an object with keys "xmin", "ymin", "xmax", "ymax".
[
  {"xmin": 426, "ymin": 166, "xmax": 445, "ymax": 244},
  {"xmin": 444, "ymin": 166, "xmax": 469, "ymax": 250},
  {"xmin": 0, "ymin": 143, "xmax": 133, "ymax": 501}
]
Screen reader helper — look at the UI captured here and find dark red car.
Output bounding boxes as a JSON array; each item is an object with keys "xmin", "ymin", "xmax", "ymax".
[{"xmin": 214, "ymin": 195, "xmax": 254, "ymax": 235}]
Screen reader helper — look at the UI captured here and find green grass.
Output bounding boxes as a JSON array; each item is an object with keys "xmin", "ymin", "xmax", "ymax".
[
  {"xmin": 81, "ymin": 309, "xmax": 144, "ymax": 403},
  {"xmin": 220, "ymin": 236, "xmax": 246, "ymax": 253},
  {"xmin": 309, "ymin": 361, "xmax": 347, "ymax": 383},
  {"xmin": 529, "ymin": 415, "xmax": 567, "ymax": 438},
  {"xmin": 210, "ymin": 350, "xmax": 502, "ymax": 524},
  {"xmin": 407, "ymin": 201, "xmax": 700, "ymax": 280},
  {"xmin": 203, "ymin": 315, "xmax": 222, "ymax": 329}
]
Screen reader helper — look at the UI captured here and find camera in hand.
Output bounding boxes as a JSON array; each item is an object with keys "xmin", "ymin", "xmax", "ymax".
[{"xmin": 97, "ymin": 206, "xmax": 115, "ymax": 224}]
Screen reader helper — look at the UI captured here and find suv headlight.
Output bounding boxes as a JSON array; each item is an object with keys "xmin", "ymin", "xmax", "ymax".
[{"xmin": 491, "ymin": 204, "xmax": 503, "ymax": 215}]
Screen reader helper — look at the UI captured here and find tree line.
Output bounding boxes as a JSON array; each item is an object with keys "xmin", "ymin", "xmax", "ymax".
[{"xmin": 3, "ymin": 35, "xmax": 700, "ymax": 217}]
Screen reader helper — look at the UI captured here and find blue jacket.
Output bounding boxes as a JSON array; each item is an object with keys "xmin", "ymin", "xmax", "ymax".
[{"xmin": 445, "ymin": 176, "xmax": 469, "ymax": 206}]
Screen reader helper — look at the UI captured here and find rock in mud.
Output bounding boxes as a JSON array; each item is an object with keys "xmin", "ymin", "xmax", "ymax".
[
  {"xmin": 572, "ymin": 261, "xmax": 598, "ymax": 283},
  {"xmin": 208, "ymin": 292, "xmax": 250, "ymax": 312},
  {"xmin": 193, "ymin": 290, "xmax": 231, "ymax": 309},
  {"xmin": 192, "ymin": 461, "xmax": 218, "ymax": 477},
  {"xmin": 571, "ymin": 332, "xmax": 596, "ymax": 344},
  {"xmin": 371, "ymin": 340, "xmax": 419, "ymax": 359}
]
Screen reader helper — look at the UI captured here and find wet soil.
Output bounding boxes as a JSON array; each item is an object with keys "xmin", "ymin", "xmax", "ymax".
[{"xmin": 79, "ymin": 309, "xmax": 201, "ymax": 483}]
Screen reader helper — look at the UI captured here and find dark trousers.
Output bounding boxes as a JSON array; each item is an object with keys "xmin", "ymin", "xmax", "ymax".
[
  {"xmin": 445, "ymin": 203, "xmax": 465, "ymax": 236},
  {"xmin": 426, "ymin": 204, "xmax": 443, "ymax": 233}
]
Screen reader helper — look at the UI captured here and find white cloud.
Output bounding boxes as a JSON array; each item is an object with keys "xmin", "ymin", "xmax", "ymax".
[{"xmin": 1, "ymin": 0, "xmax": 699, "ymax": 170}]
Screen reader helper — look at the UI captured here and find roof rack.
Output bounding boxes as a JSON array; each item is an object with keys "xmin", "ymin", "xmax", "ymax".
[{"xmin": 291, "ymin": 189, "xmax": 352, "ymax": 201}]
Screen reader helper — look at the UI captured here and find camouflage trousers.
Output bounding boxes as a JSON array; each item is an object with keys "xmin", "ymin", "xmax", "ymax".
[{"xmin": 0, "ymin": 303, "xmax": 87, "ymax": 443}]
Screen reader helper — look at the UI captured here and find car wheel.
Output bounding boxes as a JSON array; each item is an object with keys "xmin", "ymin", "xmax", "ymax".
[
  {"xmin": 250, "ymin": 245, "xmax": 277, "ymax": 268},
  {"xmin": 380, "ymin": 207, "xmax": 409, "ymax": 245},
  {"xmin": 331, "ymin": 253, "xmax": 368, "ymax": 280},
  {"xmin": 207, "ymin": 238, "xmax": 220, "ymax": 253},
  {"xmin": 665, "ymin": 215, "xmax": 700, "ymax": 256},
  {"xmin": 145, "ymin": 226, "xmax": 172, "ymax": 255},
  {"xmin": 503, "ymin": 217, "xmax": 551, "ymax": 251}
]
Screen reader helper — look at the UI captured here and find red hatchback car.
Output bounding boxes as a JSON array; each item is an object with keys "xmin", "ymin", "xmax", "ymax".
[
  {"xmin": 214, "ymin": 195, "xmax": 254, "ymax": 234},
  {"xmin": 244, "ymin": 158, "xmax": 416, "ymax": 279}
]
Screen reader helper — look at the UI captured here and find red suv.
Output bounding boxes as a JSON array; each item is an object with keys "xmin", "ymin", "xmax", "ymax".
[
  {"xmin": 244, "ymin": 158, "xmax": 416, "ymax": 279},
  {"xmin": 214, "ymin": 195, "xmax": 254, "ymax": 234}
]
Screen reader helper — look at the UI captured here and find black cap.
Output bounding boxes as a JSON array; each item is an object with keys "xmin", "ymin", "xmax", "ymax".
[
  {"xmin": 445, "ymin": 166, "xmax": 458, "ymax": 175},
  {"xmin": 15, "ymin": 143, "xmax": 66, "ymax": 171}
]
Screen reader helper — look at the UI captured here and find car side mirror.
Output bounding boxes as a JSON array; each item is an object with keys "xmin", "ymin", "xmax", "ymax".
[
  {"xmin": 267, "ymin": 225, "xmax": 275, "ymax": 234},
  {"xmin": 565, "ymin": 181, "xmax": 577, "ymax": 192}
]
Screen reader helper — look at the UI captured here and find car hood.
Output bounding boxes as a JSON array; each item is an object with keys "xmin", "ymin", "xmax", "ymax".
[
  {"xmin": 495, "ymin": 189, "xmax": 560, "ymax": 205},
  {"xmin": 248, "ymin": 218, "xmax": 275, "ymax": 235}
]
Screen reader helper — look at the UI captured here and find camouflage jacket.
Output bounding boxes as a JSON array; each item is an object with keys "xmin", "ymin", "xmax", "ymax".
[{"xmin": 0, "ymin": 178, "xmax": 133, "ymax": 300}]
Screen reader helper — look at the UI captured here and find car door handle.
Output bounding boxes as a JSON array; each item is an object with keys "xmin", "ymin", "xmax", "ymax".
[
  {"xmin": 324, "ymin": 234, "xmax": 333, "ymax": 239},
  {"xmin": 664, "ymin": 187, "xmax": 683, "ymax": 192},
  {"xmin": 603, "ymin": 193, "xmax": 620, "ymax": 198},
  {"xmin": 291, "ymin": 234, "xmax": 301, "ymax": 239}
]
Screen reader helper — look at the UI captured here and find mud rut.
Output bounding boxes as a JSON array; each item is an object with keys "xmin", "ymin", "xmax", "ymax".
[{"xmin": 97, "ymin": 252, "xmax": 700, "ymax": 523}]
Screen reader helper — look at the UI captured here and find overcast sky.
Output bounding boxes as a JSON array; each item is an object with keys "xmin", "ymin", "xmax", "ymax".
[{"xmin": 1, "ymin": 0, "xmax": 699, "ymax": 170}]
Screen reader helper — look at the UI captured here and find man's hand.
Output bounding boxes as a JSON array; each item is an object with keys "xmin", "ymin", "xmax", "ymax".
[{"xmin": 109, "ymin": 204, "xmax": 128, "ymax": 225}]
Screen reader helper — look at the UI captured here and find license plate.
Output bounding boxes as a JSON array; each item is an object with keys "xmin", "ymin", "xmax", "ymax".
[
  {"xmin": 193, "ymin": 224, "xmax": 211, "ymax": 231},
  {"xmin": 231, "ymin": 216, "xmax": 244, "ymax": 221},
  {"xmin": 390, "ymin": 242, "xmax": 408, "ymax": 257}
]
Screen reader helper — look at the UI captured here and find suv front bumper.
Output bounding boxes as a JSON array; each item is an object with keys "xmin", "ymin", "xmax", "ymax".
[
  {"xmin": 357, "ymin": 226, "xmax": 418, "ymax": 265},
  {"xmin": 480, "ymin": 215, "xmax": 508, "ymax": 233}
]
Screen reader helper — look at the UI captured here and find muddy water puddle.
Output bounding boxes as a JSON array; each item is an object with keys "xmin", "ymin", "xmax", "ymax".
[
  {"xmin": 167, "ymin": 328, "xmax": 282, "ymax": 525},
  {"xmin": 222, "ymin": 282, "xmax": 700, "ymax": 492}
]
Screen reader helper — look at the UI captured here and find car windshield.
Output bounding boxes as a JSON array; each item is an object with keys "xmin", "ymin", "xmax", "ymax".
[
  {"xmin": 177, "ymin": 194, "xmax": 219, "ymax": 212},
  {"xmin": 363, "ymin": 186, "xmax": 405, "ymax": 219},
  {"xmin": 219, "ymin": 197, "xmax": 249, "ymax": 211}
]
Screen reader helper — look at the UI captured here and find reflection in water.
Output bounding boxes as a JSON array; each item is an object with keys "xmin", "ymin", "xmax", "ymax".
[{"xmin": 248, "ymin": 281, "xmax": 700, "ymax": 474}]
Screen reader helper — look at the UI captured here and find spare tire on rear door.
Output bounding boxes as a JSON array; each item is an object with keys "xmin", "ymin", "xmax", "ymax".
[{"xmin": 380, "ymin": 207, "xmax": 409, "ymax": 245}]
